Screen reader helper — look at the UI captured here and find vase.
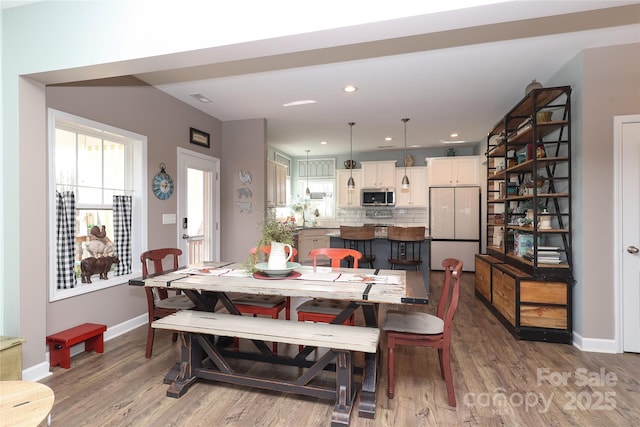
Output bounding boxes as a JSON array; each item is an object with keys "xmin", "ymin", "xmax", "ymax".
[
  {"xmin": 268, "ymin": 241, "xmax": 293, "ymax": 270},
  {"xmin": 525, "ymin": 79, "xmax": 543, "ymax": 95}
]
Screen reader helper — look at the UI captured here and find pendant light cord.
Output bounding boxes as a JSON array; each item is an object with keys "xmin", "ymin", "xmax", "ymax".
[
  {"xmin": 347, "ymin": 122, "xmax": 356, "ymax": 190},
  {"xmin": 305, "ymin": 149, "xmax": 311, "ymax": 196},
  {"xmin": 402, "ymin": 118, "xmax": 410, "ymax": 189}
]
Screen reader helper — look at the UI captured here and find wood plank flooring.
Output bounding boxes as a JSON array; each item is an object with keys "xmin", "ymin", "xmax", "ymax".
[{"xmin": 40, "ymin": 271, "xmax": 639, "ymax": 426}]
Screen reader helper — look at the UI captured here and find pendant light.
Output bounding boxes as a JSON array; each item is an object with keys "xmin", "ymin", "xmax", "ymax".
[
  {"xmin": 305, "ymin": 149, "xmax": 311, "ymax": 197},
  {"xmin": 401, "ymin": 118, "xmax": 410, "ymax": 189},
  {"xmin": 347, "ymin": 122, "xmax": 356, "ymax": 191}
]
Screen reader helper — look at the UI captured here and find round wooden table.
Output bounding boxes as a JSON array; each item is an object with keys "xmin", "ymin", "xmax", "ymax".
[{"xmin": 0, "ymin": 380, "xmax": 55, "ymax": 426}]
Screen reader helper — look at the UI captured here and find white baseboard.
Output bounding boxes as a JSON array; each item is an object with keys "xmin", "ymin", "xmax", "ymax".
[
  {"xmin": 22, "ymin": 361, "xmax": 53, "ymax": 382},
  {"xmin": 573, "ymin": 331, "xmax": 619, "ymax": 353},
  {"xmin": 25, "ymin": 314, "xmax": 148, "ymax": 382}
]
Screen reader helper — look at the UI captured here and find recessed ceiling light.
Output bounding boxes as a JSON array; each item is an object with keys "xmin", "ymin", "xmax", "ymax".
[
  {"xmin": 343, "ymin": 85, "xmax": 358, "ymax": 93},
  {"xmin": 320, "ymin": 141, "xmax": 327, "ymax": 145},
  {"xmin": 190, "ymin": 93, "xmax": 212, "ymax": 103},
  {"xmin": 283, "ymin": 100, "xmax": 317, "ymax": 107},
  {"xmin": 450, "ymin": 133, "xmax": 459, "ymax": 138},
  {"xmin": 385, "ymin": 137, "xmax": 393, "ymax": 141}
]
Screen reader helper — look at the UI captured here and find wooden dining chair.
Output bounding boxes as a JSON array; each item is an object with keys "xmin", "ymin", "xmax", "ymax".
[
  {"xmin": 140, "ymin": 248, "xmax": 195, "ymax": 358},
  {"xmin": 230, "ymin": 245, "xmax": 298, "ymax": 354},
  {"xmin": 340, "ymin": 225, "xmax": 376, "ymax": 268},
  {"xmin": 296, "ymin": 248, "xmax": 362, "ymax": 350},
  {"xmin": 383, "ymin": 258, "xmax": 463, "ymax": 406},
  {"xmin": 307, "ymin": 247, "xmax": 361, "ymax": 269},
  {"xmin": 387, "ymin": 226, "xmax": 426, "ymax": 271}
]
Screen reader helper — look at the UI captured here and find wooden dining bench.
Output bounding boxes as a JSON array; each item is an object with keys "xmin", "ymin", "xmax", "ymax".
[{"xmin": 153, "ymin": 310, "xmax": 380, "ymax": 426}]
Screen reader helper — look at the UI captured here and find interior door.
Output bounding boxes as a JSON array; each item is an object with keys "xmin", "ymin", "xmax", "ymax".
[
  {"xmin": 177, "ymin": 148, "xmax": 220, "ymax": 265},
  {"xmin": 616, "ymin": 115, "xmax": 640, "ymax": 353}
]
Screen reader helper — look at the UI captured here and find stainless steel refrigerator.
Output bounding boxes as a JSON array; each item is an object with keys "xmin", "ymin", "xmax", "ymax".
[{"xmin": 429, "ymin": 186, "xmax": 480, "ymax": 272}]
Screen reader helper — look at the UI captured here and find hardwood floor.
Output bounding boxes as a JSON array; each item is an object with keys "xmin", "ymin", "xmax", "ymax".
[{"xmin": 41, "ymin": 271, "xmax": 639, "ymax": 426}]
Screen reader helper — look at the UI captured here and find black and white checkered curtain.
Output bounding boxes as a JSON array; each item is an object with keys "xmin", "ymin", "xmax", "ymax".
[
  {"xmin": 56, "ymin": 191, "xmax": 76, "ymax": 289},
  {"xmin": 113, "ymin": 195, "xmax": 132, "ymax": 276}
]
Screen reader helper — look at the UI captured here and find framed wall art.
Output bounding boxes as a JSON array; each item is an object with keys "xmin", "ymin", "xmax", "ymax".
[{"xmin": 190, "ymin": 127, "xmax": 210, "ymax": 148}]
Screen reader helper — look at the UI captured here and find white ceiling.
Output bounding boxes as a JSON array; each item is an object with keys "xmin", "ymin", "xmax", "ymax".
[{"xmin": 30, "ymin": 1, "xmax": 640, "ymax": 158}]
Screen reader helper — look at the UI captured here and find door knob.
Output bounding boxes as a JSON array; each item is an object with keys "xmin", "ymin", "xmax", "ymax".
[
  {"xmin": 182, "ymin": 234, "xmax": 190, "ymax": 240},
  {"xmin": 627, "ymin": 245, "xmax": 639, "ymax": 254}
]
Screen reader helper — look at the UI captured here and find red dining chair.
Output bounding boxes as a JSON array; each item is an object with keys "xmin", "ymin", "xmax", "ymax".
[
  {"xmin": 296, "ymin": 248, "xmax": 362, "ymax": 350},
  {"xmin": 231, "ymin": 245, "xmax": 298, "ymax": 354},
  {"xmin": 140, "ymin": 248, "xmax": 195, "ymax": 358},
  {"xmin": 383, "ymin": 258, "xmax": 463, "ymax": 406}
]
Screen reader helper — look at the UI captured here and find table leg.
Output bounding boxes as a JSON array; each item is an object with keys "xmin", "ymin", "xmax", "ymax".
[
  {"xmin": 166, "ymin": 333, "xmax": 201, "ymax": 398},
  {"xmin": 358, "ymin": 303, "xmax": 379, "ymax": 418},
  {"xmin": 331, "ymin": 351, "xmax": 356, "ymax": 427}
]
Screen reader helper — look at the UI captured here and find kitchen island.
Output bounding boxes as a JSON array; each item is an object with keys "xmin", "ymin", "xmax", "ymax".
[{"xmin": 328, "ymin": 227, "xmax": 430, "ymax": 293}]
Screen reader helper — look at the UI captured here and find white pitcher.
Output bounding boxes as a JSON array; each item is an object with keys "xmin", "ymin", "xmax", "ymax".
[{"xmin": 268, "ymin": 241, "xmax": 293, "ymax": 270}]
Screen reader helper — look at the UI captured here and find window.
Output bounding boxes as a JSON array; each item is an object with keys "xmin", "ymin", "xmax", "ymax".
[
  {"xmin": 294, "ymin": 158, "xmax": 335, "ymax": 219},
  {"xmin": 48, "ymin": 109, "xmax": 147, "ymax": 301},
  {"xmin": 295, "ymin": 179, "xmax": 335, "ymax": 218}
]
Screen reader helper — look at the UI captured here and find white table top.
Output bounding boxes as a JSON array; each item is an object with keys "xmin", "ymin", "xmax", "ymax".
[{"xmin": 142, "ymin": 263, "xmax": 424, "ymax": 305}]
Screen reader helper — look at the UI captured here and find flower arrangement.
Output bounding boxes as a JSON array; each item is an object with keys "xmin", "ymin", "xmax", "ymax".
[
  {"xmin": 244, "ymin": 212, "xmax": 296, "ymax": 271},
  {"xmin": 256, "ymin": 212, "xmax": 295, "ymax": 248}
]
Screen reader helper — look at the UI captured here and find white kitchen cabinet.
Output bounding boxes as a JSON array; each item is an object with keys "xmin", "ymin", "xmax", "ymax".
[
  {"xmin": 336, "ymin": 169, "xmax": 362, "ymax": 208},
  {"xmin": 266, "ymin": 159, "xmax": 287, "ymax": 207},
  {"xmin": 361, "ymin": 161, "xmax": 396, "ymax": 188},
  {"xmin": 297, "ymin": 228, "xmax": 330, "ymax": 263},
  {"xmin": 429, "ymin": 156, "xmax": 479, "ymax": 186},
  {"xmin": 395, "ymin": 166, "xmax": 428, "ymax": 207}
]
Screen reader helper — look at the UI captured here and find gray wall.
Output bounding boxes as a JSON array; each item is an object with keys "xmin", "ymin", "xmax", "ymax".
[
  {"xmin": 34, "ymin": 78, "xmax": 221, "ymax": 368},
  {"xmin": 547, "ymin": 42, "xmax": 640, "ymax": 342},
  {"xmin": 221, "ymin": 119, "xmax": 267, "ymax": 263}
]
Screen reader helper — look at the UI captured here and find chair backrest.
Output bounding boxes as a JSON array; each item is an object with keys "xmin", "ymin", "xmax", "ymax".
[
  {"xmin": 386, "ymin": 226, "xmax": 425, "ymax": 242},
  {"xmin": 140, "ymin": 248, "xmax": 182, "ymax": 279},
  {"xmin": 309, "ymin": 248, "xmax": 362, "ymax": 268},
  {"xmin": 250, "ymin": 245, "xmax": 298, "ymax": 262},
  {"xmin": 340, "ymin": 225, "xmax": 375, "ymax": 241},
  {"xmin": 438, "ymin": 258, "xmax": 464, "ymax": 338}
]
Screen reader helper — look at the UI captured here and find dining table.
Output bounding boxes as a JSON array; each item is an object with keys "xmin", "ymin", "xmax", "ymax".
[{"xmin": 130, "ymin": 262, "xmax": 428, "ymax": 422}]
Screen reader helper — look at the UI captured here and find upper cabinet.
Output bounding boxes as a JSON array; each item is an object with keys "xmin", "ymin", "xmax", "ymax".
[
  {"xmin": 395, "ymin": 166, "xmax": 428, "ymax": 207},
  {"xmin": 429, "ymin": 156, "xmax": 479, "ymax": 186},
  {"xmin": 266, "ymin": 159, "xmax": 287, "ymax": 207},
  {"xmin": 336, "ymin": 169, "xmax": 362, "ymax": 208},
  {"xmin": 361, "ymin": 161, "xmax": 396, "ymax": 188}
]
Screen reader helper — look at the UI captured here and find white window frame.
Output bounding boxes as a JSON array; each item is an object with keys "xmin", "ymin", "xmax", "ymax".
[{"xmin": 48, "ymin": 109, "xmax": 148, "ymax": 301}]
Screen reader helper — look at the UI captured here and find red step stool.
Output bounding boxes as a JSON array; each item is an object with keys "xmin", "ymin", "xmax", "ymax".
[{"xmin": 46, "ymin": 323, "xmax": 107, "ymax": 368}]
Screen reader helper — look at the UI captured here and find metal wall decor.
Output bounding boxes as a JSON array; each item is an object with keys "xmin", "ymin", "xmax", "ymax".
[{"xmin": 235, "ymin": 170, "xmax": 253, "ymax": 213}]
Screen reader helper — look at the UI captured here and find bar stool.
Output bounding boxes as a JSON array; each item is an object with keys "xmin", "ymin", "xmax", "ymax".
[
  {"xmin": 340, "ymin": 225, "xmax": 376, "ymax": 269},
  {"xmin": 387, "ymin": 226, "xmax": 425, "ymax": 271}
]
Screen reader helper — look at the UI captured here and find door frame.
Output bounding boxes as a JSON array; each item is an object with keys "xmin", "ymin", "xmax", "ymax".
[
  {"xmin": 176, "ymin": 147, "xmax": 221, "ymax": 262},
  {"xmin": 614, "ymin": 114, "xmax": 640, "ymax": 353}
]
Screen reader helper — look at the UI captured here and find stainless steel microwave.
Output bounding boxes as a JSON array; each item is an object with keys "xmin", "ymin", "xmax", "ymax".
[{"xmin": 361, "ymin": 188, "xmax": 395, "ymax": 206}]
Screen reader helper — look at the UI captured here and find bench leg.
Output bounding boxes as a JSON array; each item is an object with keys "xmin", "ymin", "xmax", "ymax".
[
  {"xmin": 85, "ymin": 333, "xmax": 104, "ymax": 354},
  {"xmin": 331, "ymin": 351, "xmax": 355, "ymax": 427},
  {"xmin": 49, "ymin": 344, "xmax": 71, "ymax": 369}
]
